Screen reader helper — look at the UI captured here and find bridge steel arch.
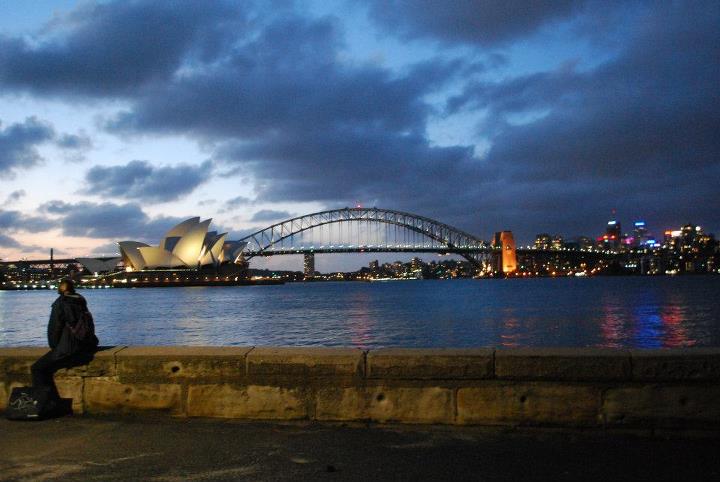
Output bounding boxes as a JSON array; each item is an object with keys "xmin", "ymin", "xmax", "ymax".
[{"xmin": 238, "ymin": 207, "xmax": 491, "ymax": 266}]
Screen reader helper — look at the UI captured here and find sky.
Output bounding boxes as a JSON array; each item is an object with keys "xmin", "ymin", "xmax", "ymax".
[{"xmin": 0, "ymin": 0, "xmax": 718, "ymax": 272}]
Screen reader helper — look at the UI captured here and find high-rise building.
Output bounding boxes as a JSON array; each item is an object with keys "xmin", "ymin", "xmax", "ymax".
[
  {"xmin": 411, "ymin": 257, "xmax": 422, "ymax": 271},
  {"xmin": 606, "ymin": 220, "xmax": 621, "ymax": 240},
  {"xmin": 600, "ymin": 219, "xmax": 621, "ymax": 249},
  {"xmin": 303, "ymin": 253, "xmax": 315, "ymax": 278},
  {"xmin": 534, "ymin": 234, "xmax": 552, "ymax": 250},
  {"xmin": 633, "ymin": 221, "xmax": 649, "ymax": 247}
]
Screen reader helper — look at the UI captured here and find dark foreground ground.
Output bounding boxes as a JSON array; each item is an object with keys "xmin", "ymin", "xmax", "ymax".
[{"xmin": 0, "ymin": 415, "xmax": 718, "ymax": 481}]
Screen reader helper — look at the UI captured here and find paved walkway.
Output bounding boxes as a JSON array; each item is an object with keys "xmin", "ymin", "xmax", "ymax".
[{"xmin": 0, "ymin": 415, "xmax": 718, "ymax": 481}]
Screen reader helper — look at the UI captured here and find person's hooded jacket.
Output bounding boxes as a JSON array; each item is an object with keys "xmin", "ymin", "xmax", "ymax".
[{"xmin": 48, "ymin": 292, "xmax": 98, "ymax": 359}]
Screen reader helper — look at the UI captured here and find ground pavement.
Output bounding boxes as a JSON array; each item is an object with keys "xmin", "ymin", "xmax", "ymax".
[{"xmin": 0, "ymin": 414, "xmax": 719, "ymax": 481}]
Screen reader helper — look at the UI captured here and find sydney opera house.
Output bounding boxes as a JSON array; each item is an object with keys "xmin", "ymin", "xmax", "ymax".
[{"xmin": 118, "ymin": 217, "xmax": 247, "ymax": 271}]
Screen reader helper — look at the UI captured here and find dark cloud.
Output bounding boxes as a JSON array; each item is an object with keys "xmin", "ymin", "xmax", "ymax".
[
  {"xmin": 0, "ymin": 117, "xmax": 55, "ymax": 178},
  {"xmin": 0, "ymin": 208, "xmax": 55, "ymax": 233},
  {"xmin": 366, "ymin": 0, "xmax": 589, "ymax": 46},
  {"xmin": 57, "ymin": 132, "xmax": 93, "ymax": 162},
  {"xmin": 249, "ymin": 209, "xmax": 294, "ymax": 222},
  {"xmin": 104, "ymin": 16, "xmax": 450, "ymax": 139},
  {"xmin": 224, "ymin": 196, "xmax": 252, "ymax": 207},
  {"xmin": 0, "ymin": 0, "xmax": 717, "ymax": 243},
  {"xmin": 442, "ymin": 1, "xmax": 720, "ymax": 239},
  {"xmin": 57, "ymin": 132, "xmax": 92, "ymax": 150},
  {"xmin": 226, "ymin": 226, "xmax": 265, "ymax": 240},
  {"xmin": 3, "ymin": 189, "xmax": 26, "ymax": 206},
  {"xmin": 217, "ymin": 128, "xmax": 478, "ymax": 210},
  {"xmin": 219, "ymin": 195, "xmax": 253, "ymax": 213},
  {"xmin": 0, "ymin": 0, "xmax": 243, "ymax": 97},
  {"xmin": 40, "ymin": 200, "xmax": 186, "ymax": 241},
  {"xmin": 0, "ymin": 233, "xmax": 21, "ymax": 248},
  {"xmin": 0, "ymin": 232, "xmax": 45, "ymax": 253},
  {"xmin": 82, "ymin": 160, "xmax": 213, "ymax": 203},
  {"xmin": 0, "ymin": 234, "xmax": 45, "ymax": 254},
  {"xmin": 99, "ymin": 12, "xmax": 478, "ymax": 218},
  {"xmin": 0, "ymin": 3, "xmax": 477, "ymax": 232},
  {"xmin": 90, "ymin": 241, "xmax": 121, "ymax": 255}
]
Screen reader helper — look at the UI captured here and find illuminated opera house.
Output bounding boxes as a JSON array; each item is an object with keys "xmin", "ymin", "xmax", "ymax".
[{"xmin": 118, "ymin": 217, "xmax": 247, "ymax": 271}]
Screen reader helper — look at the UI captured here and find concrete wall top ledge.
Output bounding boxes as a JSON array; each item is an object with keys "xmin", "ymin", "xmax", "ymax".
[
  {"xmin": 0, "ymin": 347, "xmax": 50, "ymax": 358},
  {"xmin": 2, "ymin": 347, "xmax": 720, "ymax": 382},
  {"xmin": 495, "ymin": 348, "xmax": 632, "ymax": 380},
  {"xmin": 368, "ymin": 348, "xmax": 494, "ymax": 379},
  {"xmin": 629, "ymin": 348, "xmax": 720, "ymax": 356},
  {"xmin": 629, "ymin": 348, "xmax": 720, "ymax": 381},
  {"xmin": 4, "ymin": 346, "xmax": 719, "ymax": 356},
  {"xmin": 496, "ymin": 347, "xmax": 631, "ymax": 356},
  {"xmin": 247, "ymin": 346, "xmax": 365, "ymax": 378},
  {"xmin": 118, "ymin": 346, "xmax": 253, "ymax": 358},
  {"xmin": 114, "ymin": 346, "xmax": 254, "ymax": 381}
]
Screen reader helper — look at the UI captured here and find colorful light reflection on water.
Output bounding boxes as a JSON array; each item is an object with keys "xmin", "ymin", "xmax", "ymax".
[{"xmin": 1, "ymin": 276, "xmax": 719, "ymax": 348}]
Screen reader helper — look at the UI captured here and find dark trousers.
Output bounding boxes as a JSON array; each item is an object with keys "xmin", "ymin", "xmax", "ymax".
[{"xmin": 31, "ymin": 351, "xmax": 94, "ymax": 399}]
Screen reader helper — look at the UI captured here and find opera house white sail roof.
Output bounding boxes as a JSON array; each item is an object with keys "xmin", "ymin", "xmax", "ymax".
[{"xmin": 118, "ymin": 217, "xmax": 247, "ymax": 270}]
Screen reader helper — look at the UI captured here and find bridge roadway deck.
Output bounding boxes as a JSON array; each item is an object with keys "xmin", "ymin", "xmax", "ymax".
[
  {"xmin": 1, "ymin": 414, "xmax": 718, "ymax": 481},
  {"xmin": 245, "ymin": 246, "xmax": 491, "ymax": 256},
  {"xmin": 244, "ymin": 247, "xmax": 611, "ymax": 257}
]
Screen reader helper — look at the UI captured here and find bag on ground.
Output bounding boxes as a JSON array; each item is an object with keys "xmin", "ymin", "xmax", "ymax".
[{"xmin": 5, "ymin": 386, "xmax": 57, "ymax": 421}]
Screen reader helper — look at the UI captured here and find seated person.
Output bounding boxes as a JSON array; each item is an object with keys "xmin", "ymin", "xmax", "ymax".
[{"xmin": 31, "ymin": 279, "xmax": 99, "ymax": 401}]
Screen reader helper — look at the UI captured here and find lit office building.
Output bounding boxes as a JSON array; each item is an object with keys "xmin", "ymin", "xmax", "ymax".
[
  {"xmin": 303, "ymin": 253, "xmax": 315, "ymax": 278},
  {"xmin": 599, "ymin": 219, "xmax": 622, "ymax": 249},
  {"xmin": 535, "ymin": 234, "xmax": 552, "ymax": 250},
  {"xmin": 632, "ymin": 221, "xmax": 650, "ymax": 246}
]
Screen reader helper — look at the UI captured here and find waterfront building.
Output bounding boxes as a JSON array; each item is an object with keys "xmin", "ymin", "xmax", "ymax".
[
  {"xmin": 118, "ymin": 217, "xmax": 247, "ymax": 270},
  {"xmin": 76, "ymin": 257, "xmax": 122, "ymax": 274},
  {"xmin": 534, "ymin": 234, "xmax": 552, "ymax": 250},
  {"xmin": 411, "ymin": 257, "xmax": 422, "ymax": 271}
]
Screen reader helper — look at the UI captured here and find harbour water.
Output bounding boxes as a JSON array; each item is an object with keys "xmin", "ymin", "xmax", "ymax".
[{"xmin": 1, "ymin": 276, "xmax": 719, "ymax": 349}]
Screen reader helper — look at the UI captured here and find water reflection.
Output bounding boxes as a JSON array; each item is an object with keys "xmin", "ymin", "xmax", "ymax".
[
  {"xmin": 600, "ymin": 289, "xmax": 696, "ymax": 349},
  {"xmin": 0, "ymin": 278, "xmax": 718, "ymax": 348},
  {"xmin": 499, "ymin": 308, "xmax": 521, "ymax": 348},
  {"xmin": 660, "ymin": 302, "xmax": 693, "ymax": 347},
  {"xmin": 600, "ymin": 302, "xmax": 626, "ymax": 348},
  {"xmin": 346, "ymin": 289, "xmax": 376, "ymax": 349},
  {"xmin": 633, "ymin": 300, "xmax": 663, "ymax": 349}
]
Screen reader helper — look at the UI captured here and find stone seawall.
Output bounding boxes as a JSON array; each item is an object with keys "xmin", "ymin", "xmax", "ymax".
[{"xmin": 1, "ymin": 347, "xmax": 719, "ymax": 431}]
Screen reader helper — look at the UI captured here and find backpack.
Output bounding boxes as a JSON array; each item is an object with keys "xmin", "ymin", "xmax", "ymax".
[{"xmin": 67, "ymin": 307, "xmax": 95, "ymax": 342}]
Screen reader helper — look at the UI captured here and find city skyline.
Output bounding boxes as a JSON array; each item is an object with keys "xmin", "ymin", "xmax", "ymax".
[{"xmin": 1, "ymin": 1, "xmax": 718, "ymax": 272}]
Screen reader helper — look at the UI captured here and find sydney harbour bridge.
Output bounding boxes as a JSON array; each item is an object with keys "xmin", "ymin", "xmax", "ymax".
[
  {"xmin": 2, "ymin": 207, "xmax": 611, "ymax": 279},
  {"xmin": 237, "ymin": 207, "xmax": 497, "ymax": 268}
]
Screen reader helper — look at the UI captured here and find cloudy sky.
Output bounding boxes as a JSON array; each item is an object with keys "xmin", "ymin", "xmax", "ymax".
[{"xmin": 0, "ymin": 0, "xmax": 718, "ymax": 271}]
